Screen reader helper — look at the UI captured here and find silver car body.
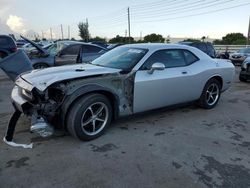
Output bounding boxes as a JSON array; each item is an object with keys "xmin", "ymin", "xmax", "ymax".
[{"xmin": 11, "ymin": 44, "xmax": 235, "ymax": 120}]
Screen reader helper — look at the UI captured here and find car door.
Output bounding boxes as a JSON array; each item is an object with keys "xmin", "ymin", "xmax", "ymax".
[
  {"xmin": 82, "ymin": 45, "xmax": 105, "ymax": 63},
  {"xmin": 55, "ymin": 44, "xmax": 81, "ymax": 66},
  {"xmin": 133, "ymin": 49, "xmax": 200, "ymax": 113}
]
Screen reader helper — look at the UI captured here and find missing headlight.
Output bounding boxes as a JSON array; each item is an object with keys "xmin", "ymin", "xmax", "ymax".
[
  {"xmin": 21, "ymin": 88, "xmax": 33, "ymax": 100},
  {"xmin": 48, "ymin": 84, "xmax": 66, "ymax": 103}
]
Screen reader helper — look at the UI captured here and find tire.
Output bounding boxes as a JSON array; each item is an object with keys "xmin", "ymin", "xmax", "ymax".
[
  {"xmin": 33, "ymin": 63, "xmax": 48, "ymax": 69},
  {"xmin": 66, "ymin": 93, "xmax": 112, "ymax": 141},
  {"xmin": 199, "ymin": 78, "xmax": 221, "ymax": 109},
  {"xmin": 239, "ymin": 75, "xmax": 247, "ymax": 82},
  {"xmin": 0, "ymin": 51, "xmax": 8, "ymax": 60}
]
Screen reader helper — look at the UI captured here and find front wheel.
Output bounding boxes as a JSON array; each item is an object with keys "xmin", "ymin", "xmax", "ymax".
[
  {"xmin": 199, "ymin": 79, "xmax": 221, "ymax": 109},
  {"xmin": 67, "ymin": 94, "xmax": 112, "ymax": 141}
]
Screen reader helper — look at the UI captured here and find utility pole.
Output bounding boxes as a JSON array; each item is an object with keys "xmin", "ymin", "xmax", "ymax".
[
  {"xmin": 125, "ymin": 29, "xmax": 127, "ymax": 43},
  {"xmin": 41, "ymin": 30, "xmax": 44, "ymax": 39},
  {"xmin": 140, "ymin": 31, "xmax": 142, "ymax": 41},
  {"xmin": 60, "ymin": 24, "xmax": 64, "ymax": 40},
  {"xmin": 68, "ymin": 25, "xmax": 70, "ymax": 40},
  {"xmin": 50, "ymin": 27, "xmax": 53, "ymax": 40},
  {"xmin": 247, "ymin": 16, "xmax": 250, "ymax": 46},
  {"xmin": 86, "ymin": 18, "xmax": 89, "ymax": 42},
  {"xmin": 127, "ymin": 7, "xmax": 131, "ymax": 43}
]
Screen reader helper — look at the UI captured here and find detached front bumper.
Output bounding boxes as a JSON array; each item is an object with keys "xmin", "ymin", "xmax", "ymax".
[
  {"xmin": 11, "ymin": 86, "xmax": 31, "ymax": 113},
  {"xmin": 8, "ymin": 86, "xmax": 54, "ymax": 144}
]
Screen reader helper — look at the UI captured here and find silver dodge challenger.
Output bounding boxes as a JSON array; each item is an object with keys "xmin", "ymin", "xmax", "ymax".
[{"xmin": 9, "ymin": 44, "xmax": 235, "ymax": 141}]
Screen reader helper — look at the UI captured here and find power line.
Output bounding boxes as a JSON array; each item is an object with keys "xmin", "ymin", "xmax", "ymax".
[
  {"xmin": 88, "ymin": 7, "xmax": 127, "ymax": 20},
  {"xmin": 130, "ymin": 0, "xmax": 176, "ymax": 9},
  {"xmin": 132, "ymin": 0, "xmax": 219, "ymax": 16},
  {"xmin": 131, "ymin": 0, "xmax": 196, "ymax": 11},
  {"xmin": 132, "ymin": 0, "xmax": 234, "ymax": 19},
  {"xmin": 132, "ymin": 2, "xmax": 250, "ymax": 24}
]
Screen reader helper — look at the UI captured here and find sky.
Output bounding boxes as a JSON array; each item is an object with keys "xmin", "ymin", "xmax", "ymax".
[{"xmin": 0, "ymin": 0, "xmax": 250, "ymax": 40}]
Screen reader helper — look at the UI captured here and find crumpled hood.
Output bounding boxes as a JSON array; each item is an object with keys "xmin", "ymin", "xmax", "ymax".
[{"xmin": 21, "ymin": 64, "xmax": 121, "ymax": 91}]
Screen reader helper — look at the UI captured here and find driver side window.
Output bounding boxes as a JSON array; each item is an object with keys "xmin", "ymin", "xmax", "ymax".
[
  {"xmin": 60, "ymin": 44, "xmax": 81, "ymax": 55},
  {"xmin": 141, "ymin": 49, "xmax": 186, "ymax": 70}
]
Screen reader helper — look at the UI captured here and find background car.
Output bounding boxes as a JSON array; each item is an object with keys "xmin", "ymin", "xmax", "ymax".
[
  {"xmin": 179, "ymin": 41, "xmax": 216, "ymax": 58},
  {"xmin": 9, "ymin": 44, "xmax": 235, "ymax": 141},
  {"xmin": 0, "ymin": 35, "xmax": 17, "ymax": 60},
  {"xmin": 16, "ymin": 39, "xmax": 27, "ymax": 48},
  {"xmin": 107, "ymin": 43, "xmax": 124, "ymax": 50},
  {"xmin": 89, "ymin": 41, "xmax": 108, "ymax": 48},
  {"xmin": 22, "ymin": 36, "xmax": 107, "ymax": 68},
  {"xmin": 54, "ymin": 41, "xmax": 107, "ymax": 66},
  {"xmin": 239, "ymin": 57, "xmax": 250, "ymax": 82},
  {"xmin": 229, "ymin": 47, "xmax": 250, "ymax": 65}
]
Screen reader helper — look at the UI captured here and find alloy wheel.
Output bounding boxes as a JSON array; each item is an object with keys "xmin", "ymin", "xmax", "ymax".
[
  {"xmin": 206, "ymin": 83, "xmax": 219, "ymax": 106},
  {"xmin": 80, "ymin": 102, "xmax": 109, "ymax": 136}
]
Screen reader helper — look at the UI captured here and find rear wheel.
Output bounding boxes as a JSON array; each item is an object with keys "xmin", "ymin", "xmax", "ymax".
[
  {"xmin": 199, "ymin": 79, "xmax": 221, "ymax": 109},
  {"xmin": 33, "ymin": 63, "xmax": 48, "ymax": 69},
  {"xmin": 67, "ymin": 94, "xmax": 112, "ymax": 141}
]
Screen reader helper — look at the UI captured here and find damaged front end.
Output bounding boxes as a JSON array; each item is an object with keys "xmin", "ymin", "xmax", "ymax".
[
  {"xmin": 5, "ymin": 64, "xmax": 136, "ymax": 147},
  {"xmin": 5, "ymin": 76, "xmax": 67, "ymax": 146}
]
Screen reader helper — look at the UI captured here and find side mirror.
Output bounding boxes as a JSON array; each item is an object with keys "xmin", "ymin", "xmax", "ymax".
[{"xmin": 148, "ymin": 62, "xmax": 165, "ymax": 74}]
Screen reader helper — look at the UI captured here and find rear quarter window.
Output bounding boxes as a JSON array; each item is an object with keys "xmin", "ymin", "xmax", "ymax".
[{"xmin": 183, "ymin": 50, "xmax": 199, "ymax": 65}]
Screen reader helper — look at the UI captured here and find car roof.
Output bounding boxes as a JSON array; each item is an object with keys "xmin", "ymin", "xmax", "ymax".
[
  {"xmin": 0, "ymin": 35, "xmax": 12, "ymax": 38},
  {"xmin": 121, "ymin": 43, "xmax": 194, "ymax": 50},
  {"xmin": 179, "ymin": 41, "xmax": 193, "ymax": 45},
  {"xmin": 58, "ymin": 40, "xmax": 107, "ymax": 49}
]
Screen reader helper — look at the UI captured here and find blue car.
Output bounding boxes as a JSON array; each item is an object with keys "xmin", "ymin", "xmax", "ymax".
[{"xmin": 22, "ymin": 36, "xmax": 107, "ymax": 69}]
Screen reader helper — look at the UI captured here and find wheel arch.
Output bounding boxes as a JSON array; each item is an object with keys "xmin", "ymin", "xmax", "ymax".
[
  {"xmin": 33, "ymin": 62, "xmax": 49, "ymax": 69},
  {"xmin": 61, "ymin": 84, "xmax": 119, "ymax": 129},
  {"xmin": 198, "ymin": 75, "xmax": 223, "ymax": 99},
  {"xmin": 206, "ymin": 75, "xmax": 223, "ymax": 89}
]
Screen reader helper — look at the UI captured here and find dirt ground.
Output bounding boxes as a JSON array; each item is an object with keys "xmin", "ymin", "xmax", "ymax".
[{"xmin": 0, "ymin": 67, "xmax": 250, "ymax": 188}]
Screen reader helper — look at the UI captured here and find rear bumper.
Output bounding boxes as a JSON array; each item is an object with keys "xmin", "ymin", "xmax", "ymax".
[{"xmin": 11, "ymin": 86, "xmax": 31, "ymax": 112}]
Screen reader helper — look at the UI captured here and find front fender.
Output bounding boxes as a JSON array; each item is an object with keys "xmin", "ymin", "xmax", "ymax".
[{"xmin": 61, "ymin": 84, "xmax": 119, "ymax": 128}]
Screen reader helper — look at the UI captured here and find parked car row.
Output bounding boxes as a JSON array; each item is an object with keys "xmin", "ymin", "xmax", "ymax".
[
  {"xmin": 0, "ymin": 34, "xmax": 249, "ymax": 87},
  {"xmin": 229, "ymin": 47, "xmax": 250, "ymax": 65},
  {"xmin": 239, "ymin": 57, "xmax": 250, "ymax": 82}
]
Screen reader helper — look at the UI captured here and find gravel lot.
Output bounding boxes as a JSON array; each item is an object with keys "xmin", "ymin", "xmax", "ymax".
[{"xmin": 0, "ymin": 67, "xmax": 250, "ymax": 188}]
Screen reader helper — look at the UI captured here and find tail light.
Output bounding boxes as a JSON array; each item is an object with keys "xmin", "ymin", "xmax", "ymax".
[{"xmin": 10, "ymin": 47, "xmax": 17, "ymax": 53}]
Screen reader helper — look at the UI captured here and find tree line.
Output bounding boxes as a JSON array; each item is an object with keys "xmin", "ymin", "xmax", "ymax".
[{"xmin": 78, "ymin": 20, "xmax": 248, "ymax": 45}]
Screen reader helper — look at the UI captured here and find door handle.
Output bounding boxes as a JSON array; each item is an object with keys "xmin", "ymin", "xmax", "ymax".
[{"xmin": 182, "ymin": 71, "xmax": 187, "ymax": 74}]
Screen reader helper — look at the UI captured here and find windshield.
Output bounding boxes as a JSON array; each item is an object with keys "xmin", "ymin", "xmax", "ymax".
[
  {"xmin": 47, "ymin": 42, "xmax": 68, "ymax": 55},
  {"xmin": 238, "ymin": 48, "xmax": 250, "ymax": 53},
  {"xmin": 91, "ymin": 47, "xmax": 148, "ymax": 70}
]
